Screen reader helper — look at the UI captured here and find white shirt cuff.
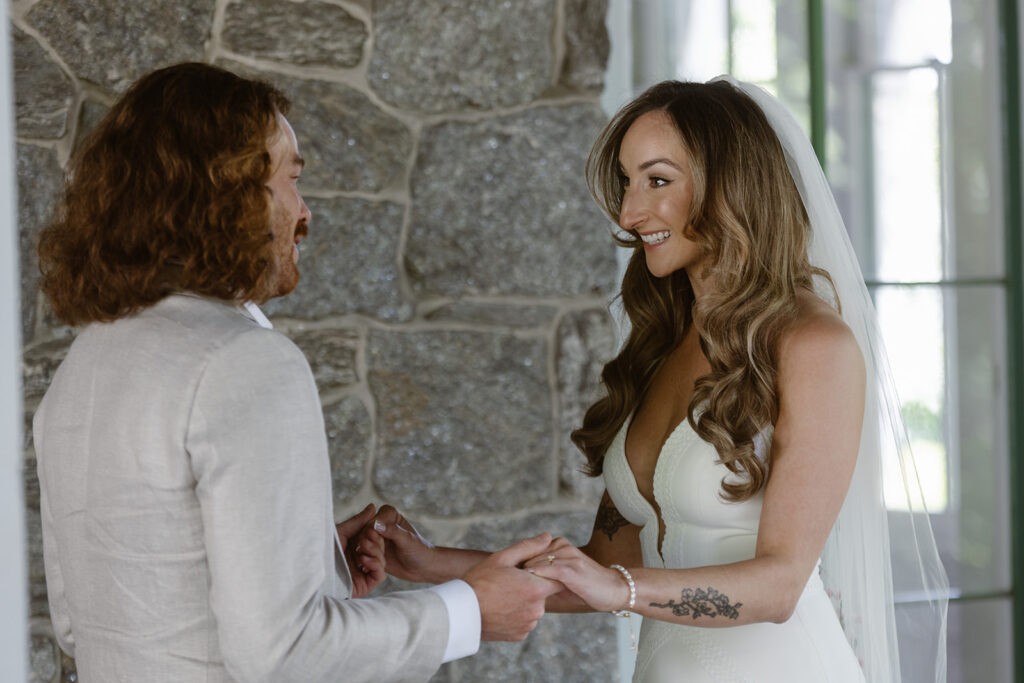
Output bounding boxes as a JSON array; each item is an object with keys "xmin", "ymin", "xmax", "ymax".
[{"xmin": 427, "ymin": 579, "xmax": 481, "ymax": 662}]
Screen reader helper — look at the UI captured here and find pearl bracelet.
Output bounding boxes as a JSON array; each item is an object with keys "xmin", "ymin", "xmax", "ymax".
[
  {"xmin": 609, "ymin": 564, "xmax": 636, "ymax": 616},
  {"xmin": 609, "ymin": 564, "xmax": 637, "ymax": 652}
]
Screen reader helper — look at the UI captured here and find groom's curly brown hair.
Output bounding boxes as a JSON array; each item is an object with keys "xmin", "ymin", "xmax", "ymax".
[{"xmin": 38, "ymin": 62, "xmax": 291, "ymax": 325}]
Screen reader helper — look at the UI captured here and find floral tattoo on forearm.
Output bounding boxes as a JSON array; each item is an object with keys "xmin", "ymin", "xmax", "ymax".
[
  {"xmin": 596, "ymin": 497, "xmax": 630, "ymax": 541},
  {"xmin": 650, "ymin": 587, "xmax": 743, "ymax": 620}
]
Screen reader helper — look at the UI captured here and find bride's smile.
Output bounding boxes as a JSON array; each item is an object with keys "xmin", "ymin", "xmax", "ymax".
[{"xmin": 616, "ymin": 110, "xmax": 707, "ymax": 283}]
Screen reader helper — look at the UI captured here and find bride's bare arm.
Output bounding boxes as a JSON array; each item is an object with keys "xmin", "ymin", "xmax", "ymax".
[
  {"xmin": 364, "ymin": 494, "xmax": 642, "ymax": 612},
  {"xmin": 535, "ymin": 491, "xmax": 645, "ymax": 613},
  {"xmin": 527, "ymin": 314, "xmax": 865, "ymax": 626}
]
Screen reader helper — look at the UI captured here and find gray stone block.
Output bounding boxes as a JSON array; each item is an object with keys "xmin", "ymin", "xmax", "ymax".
[
  {"xmin": 423, "ymin": 302, "xmax": 558, "ymax": 328},
  {"xmin": 23, "ymin": 337, "xmax": 73, "ymax": 405},
  {"xmin": 287, "ymin": 79, "xmax": 410, "ymax": 193},
  {"xmin": 72, "ymin": 99, "xmax": 110, "ymax": 154},
  {"xmin": 29, "ymin": 631, "xmax": 60, "ymax": 683},
  {"xmin": 369, "ymin": 329, "xmax": 552, "ymax": 516},
  {"xmin": 561, "ymin": 0, "xmax": 611, "ymax": 91},
  {"xmin": 367, "ymin": 0, "xmax": 554, "ymax": 113},
  {"xmin": 17, "ymin": 144, "xmax": 64, "ymax": 344},
  {"xmin": 37, "ymin": 302, "xmax": 76, "ymax": 342},
  {"xmin": 428, "ymin": 663, "xmax": 454, "ymax": 683},
  {"xmin": 24, "ymin": 456, "xmax": 40, "ymax": 511},
  {"xmin": 289, "ymin": 328, "xmax": 360, "ymax": 393},
  {"xmin": 24, "ymin": 411, "xmax": 36, "ymax": 451},
  {"xmin": 458, "ymin": 508, "xmax": 595, "ymax": 552},
  {"xmin": 455, "ymin": 612, "xmax": 618, "ymax": 682},
  {"xmin": 13, "ymin": 25, "xmax": 73, "ymax": 138},
  {"xmin": 27, "ymin": 0, "xmax": 215, "ymax": 92},
  {"xmin": 262, "ymin": 196, "xmax": 411, "ymax": 321},
  {"xmin": 26, "ymin": 505, "xmax": 47, "ymax": 618},
  {"xmin": 557, "ymin": 309, "xmax": 616, "ymax": 501},
  {"xmin": 325, "ymin": 395, "xmax": 372, "ymax": 505},
  {"xmin": 406, "ymin": 104, "xmax": 616, "ymax": 298},
  {"xmin": 223, "ymin": 66, "xmax": 412, "ymax": 193},
  {"xmin": 23, "ymin": 337, "xmax": 73, "ymax": 450},
  {"xmin": 222, "ymin": 0, "xmax": 366, "ymax": 68}
]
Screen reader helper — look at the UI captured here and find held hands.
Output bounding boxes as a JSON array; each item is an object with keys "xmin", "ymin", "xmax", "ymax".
[
  {"xmin": 336, "ymin": 503, "xmax": 387, "ymax": 598},
  {"xmin": 361, "ymin": 504, "xmax": 440, "ymax": 584},
  {"xmin": 463, "ymin": 533, "xmax": 565, "ymax": 641},
  {"xmin": 523, "ymin": 537, "xmax": 632, "ymax": 613},
  {"xmin": 357, "ymin": 506, "xmax": 569, "ymax": 640}
]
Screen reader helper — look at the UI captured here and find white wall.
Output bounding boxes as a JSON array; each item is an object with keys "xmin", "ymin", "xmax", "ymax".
[{"xmin": 0, "ymin": 15, "xmax": 28, "ymax": 683}]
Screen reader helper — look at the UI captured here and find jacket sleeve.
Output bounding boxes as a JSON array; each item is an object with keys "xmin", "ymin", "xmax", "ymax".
[
  {"xmin": 34, "ymin": 409, "xmax": 76, "ymax": 657},
  {"xmin": 186, "ymin": 328, "xmax": 449, "ymax": 683}
]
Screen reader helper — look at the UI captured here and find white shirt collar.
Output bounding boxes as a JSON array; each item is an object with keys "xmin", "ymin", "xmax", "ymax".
[{"xmin": 243, "ymin": 301, "xmax": 273, "ymax": 329}]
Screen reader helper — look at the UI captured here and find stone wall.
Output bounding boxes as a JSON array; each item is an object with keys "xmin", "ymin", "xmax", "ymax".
[{"xmin": 11, "ymin": 0, "xmax": 620, "ymax": 681}]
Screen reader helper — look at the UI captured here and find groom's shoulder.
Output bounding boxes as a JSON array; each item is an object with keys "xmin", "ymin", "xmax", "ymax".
[
  {"xmin": 148, "ymin": 293, "xmax": 265, "ymax": 335},
  {"xmin": 138, "ymin": 293, "xmax": 301, "ymax": 361}
]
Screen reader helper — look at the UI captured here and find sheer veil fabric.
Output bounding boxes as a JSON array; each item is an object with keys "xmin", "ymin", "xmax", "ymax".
[{"xmin": 706, "ymin": 76, "xmax": 948, "ymax": 681}]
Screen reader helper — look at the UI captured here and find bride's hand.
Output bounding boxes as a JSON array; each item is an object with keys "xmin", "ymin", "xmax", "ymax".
[
  {"xmin": 367, "ymin": 505, "xmax": 439, "ymax": 583},
  {"xmin": 522, "ymin": 537, "xmax": 632, "ymax": 613}
]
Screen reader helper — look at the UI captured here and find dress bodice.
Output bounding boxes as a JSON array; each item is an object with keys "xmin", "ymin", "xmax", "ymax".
[
  {"xmin": 603, "ymin": 416, "xmax": 866, "ymax": 682},
  {"xmin": 603, "ymin": 415, "xmax": 771, "ymax": 570}
]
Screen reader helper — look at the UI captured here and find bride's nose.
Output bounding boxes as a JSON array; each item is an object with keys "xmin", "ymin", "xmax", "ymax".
[{"xmin": 619, "ymin": 187, "xmax": 647, "ymax": 232}]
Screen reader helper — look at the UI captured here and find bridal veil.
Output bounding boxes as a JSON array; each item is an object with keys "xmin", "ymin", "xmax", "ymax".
[{"xmin": 712, "ymin": 75, "xmax": 949, "ymax": 682}]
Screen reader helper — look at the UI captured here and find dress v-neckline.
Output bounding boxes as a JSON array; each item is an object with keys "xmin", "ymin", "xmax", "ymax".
[{"xmin": 622, "ymin": 411, "xmax": 697, "ymax": 565}]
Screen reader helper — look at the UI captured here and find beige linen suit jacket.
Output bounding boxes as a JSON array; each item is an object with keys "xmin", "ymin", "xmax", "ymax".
[{"xmin": 34, "ymin": 293, "xmax": 449, "ymax": 682}]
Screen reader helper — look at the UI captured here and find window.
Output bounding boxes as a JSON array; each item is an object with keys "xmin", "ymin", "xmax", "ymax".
[{"xmin": 605, "ymin": 1, "xmax": 1020, "ymax": 679}]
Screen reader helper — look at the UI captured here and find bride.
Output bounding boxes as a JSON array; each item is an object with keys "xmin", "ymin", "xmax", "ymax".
[{"xmin": 368, "ymin": 78, "xmax": 947, "ymax": 682}]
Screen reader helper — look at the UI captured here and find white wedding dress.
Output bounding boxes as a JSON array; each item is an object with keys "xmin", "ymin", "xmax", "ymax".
[{"xmin": 603, "ymin": 416, "xmax": 866, "ymax": 683}]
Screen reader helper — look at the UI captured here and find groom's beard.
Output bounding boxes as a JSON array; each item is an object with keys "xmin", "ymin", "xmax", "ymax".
[{"xmin": 269, "ymin": 218, "xmax": 308, "ymax": 299}]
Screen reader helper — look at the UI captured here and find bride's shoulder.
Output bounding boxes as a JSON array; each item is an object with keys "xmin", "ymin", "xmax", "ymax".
[{"xmin": 776, "ymin": 290, "xmax": 864, "ymax": 382}]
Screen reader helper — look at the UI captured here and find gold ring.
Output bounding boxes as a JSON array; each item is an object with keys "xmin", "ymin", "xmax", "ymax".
[{"xmin": 546, "ymin": 554, "xmax": 556, "ymax": 564}]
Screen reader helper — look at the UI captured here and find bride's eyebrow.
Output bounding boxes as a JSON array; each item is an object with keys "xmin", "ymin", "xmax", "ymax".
[
  {"xmin": 618, "ymin": 158, "xmax": 684, "ymax": 175},
  {"xmin": 638, "ymin": 158, "xmax": 684, "ymax": 172}
]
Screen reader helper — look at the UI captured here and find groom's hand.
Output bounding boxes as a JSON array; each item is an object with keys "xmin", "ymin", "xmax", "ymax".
[
  {"xmin": 463, "ymin": 532, "xmax": 564, "ymax": 642},
  {"xmin": 336, "ymin": 503, "xmax": 387, "ymax": 598}
]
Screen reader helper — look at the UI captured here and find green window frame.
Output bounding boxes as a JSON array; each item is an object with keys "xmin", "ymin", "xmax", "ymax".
[
  {"xmin": 998, "ymin": 1, "xmax": 1024, "ymax": 680},
  {"xmin": 807, "ymin": 0, "xmax": 1021, "ymax": 677},
  {"xmin": 618, "ymin": 0, "xmax": 1022, "ymax": 676}
]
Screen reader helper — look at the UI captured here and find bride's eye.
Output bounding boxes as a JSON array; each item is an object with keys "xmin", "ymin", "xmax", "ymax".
[{"xmin": 650, "ymin": 176, "xmax": 669, "ymax": 188}]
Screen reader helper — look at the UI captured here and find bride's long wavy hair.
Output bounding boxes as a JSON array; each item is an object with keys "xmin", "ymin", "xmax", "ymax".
[{"xmin": 572, "ymin": 80, "xmax": 834, "ymax": 501}]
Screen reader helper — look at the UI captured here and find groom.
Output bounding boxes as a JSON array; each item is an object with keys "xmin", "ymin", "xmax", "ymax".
[{"xmin": 32, "ymin": 63, "xmax": 558, "ymax": 683}]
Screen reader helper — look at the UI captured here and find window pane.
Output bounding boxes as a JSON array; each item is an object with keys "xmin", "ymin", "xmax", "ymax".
[
  {"xmin": 633, "ymin": 0, "xmax": 712, "ymax": 85},
  {"xmin": 947, "ymin": 0, "xmax": 1005, "ymax": 280},
  {"xmin": 826, "ymin": 2, "xmax": 1005, "ymax": 283},
  {"xmin": 874, "ymin": 0, "xmax": 952, "ymax": 65},
  {"xmin": 874, "ymin": 286, "xmax": 948, "ymax": 513},
  {"xmin": 950, "ymin": 598, "xmax": 1012, "ymax": 683},
  {"xmin": 896, "ymin": 598, "xmax": 1012, "ymax": 683},
  {"xmin": 774, "ymin": 1, "xmax": 811, "ymax": 134},
  {"xmin": 672, "ymin": 0, "xmax": 729, "ymax": 82},
  {"xmin": 870, "ymin": 68, "xmax": 943, "ymax": 282},
  {"xmin": 875, "ymin": 285, "xmax": 1011, "ymax": 597},
  {"xmin": 731, "ymin": 0, "xmax": 777, "ymax": 83}
]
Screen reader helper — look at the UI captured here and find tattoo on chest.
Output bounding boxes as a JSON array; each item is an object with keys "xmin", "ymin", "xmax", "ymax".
[
  {"xmin": 596, "ymin": 500, "xmax": 630, "ymax": 541},
  {"xmin": 650, "ymin": 587, "xmax": 742, "ymax": 620}
]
